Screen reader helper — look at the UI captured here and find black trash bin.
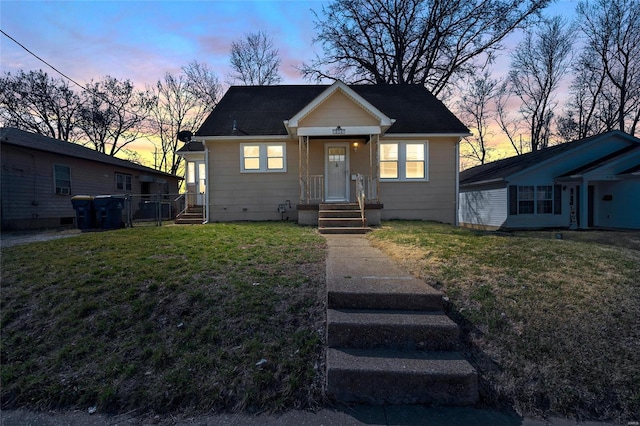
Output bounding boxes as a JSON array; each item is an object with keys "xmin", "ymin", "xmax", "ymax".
[
  {"xmin": 70, "ymin": 195, "xmax": 95, "ymax": 230},
  {"xmin": 93, "ymin": 195, "xmax": 125, "ymax": 230}
]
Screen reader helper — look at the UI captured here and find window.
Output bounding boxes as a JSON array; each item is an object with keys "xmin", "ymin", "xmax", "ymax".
[
  {"xmin": 518, "ymin": 186, "xmax": 535, "ymax": 214},
  {"xmin": 54, "ymin": 164, "xmax": 71, "ymax": 195},
  {"xmin": 115, "ymin": 173, "xmax": 132, "ymax": 191},
  {"xmin": 536, "ymin": 185, "xmax": 553, "ymax": 214},
  {"xmin": 379, "ymin": 142, "xmax": 427, "ymax": 181},
  {"xmin": 240, "ymin": 143, "xmax": 286, "ymax": 172},
  {"xmin": 187, "ymin": 162, "xmax": 196, "ymax": 184},
  {"xmin": 510, "ymin": 184, "xmax": 559, "ymax": 215}
]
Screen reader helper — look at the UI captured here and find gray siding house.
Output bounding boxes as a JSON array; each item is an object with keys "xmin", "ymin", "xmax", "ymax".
[
  {"xmin": 458, "ymin": 131, "xmax": 640, "ymax": 230},
  {"xmin": 1, "ymin": 127, "xmax": 181, "ymax": 231}
]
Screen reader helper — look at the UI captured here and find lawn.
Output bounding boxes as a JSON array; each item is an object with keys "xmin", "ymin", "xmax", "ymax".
[
  {"xmin": 3, "ymin": 221, "xmax": 639, "ymax": 422},
  {"xmin": 1, "ymin": 223, "xmax": 327, "ymax": 415},
  {"xmin": 369, "ymin": 222, "xmax": 640, "ymax": 422}
]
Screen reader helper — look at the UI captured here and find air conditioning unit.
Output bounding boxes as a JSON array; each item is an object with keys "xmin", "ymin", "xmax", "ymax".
[{"xmin": 58, "ymin": 187, "xmax": 70, "ymax": 195}]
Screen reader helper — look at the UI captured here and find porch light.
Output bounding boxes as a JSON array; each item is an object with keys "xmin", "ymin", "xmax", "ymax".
[
  {"xmin": 352, "ymin": 141, "xmax": 359, "ymax": 152},
  {"xmin": 332, "ymin": 126, "xmax": 346, "ymax": 135}
]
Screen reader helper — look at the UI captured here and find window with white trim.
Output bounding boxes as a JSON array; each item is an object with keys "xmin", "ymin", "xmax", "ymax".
[
  {"xmin": 536, "ymin": 185, "xmax": 553, "ymax": 214},
  {"xmin": 379, "ymin": 142, "xmax": 427, "ymax": 181},
  {"xmin": 518, "ymin": 185, "xmax": 535, "ymax": 214},
  {"xmin": 54, "ymin": 164, "xmax": 71, "ymax": 195},
  {"xmin": 510, "ymin": 185, "xmax": 559, "ymax": 215},
  {"xmin": 115, "ymin": 172, "xmax": 132, "ymax": 191},
  {"xmin": 240, "ymin": 143, "xmax": 286, "ymax": 172},
  {"xmin": 187, "ymin": 162, "xmax": 196, "ymax": 184}
]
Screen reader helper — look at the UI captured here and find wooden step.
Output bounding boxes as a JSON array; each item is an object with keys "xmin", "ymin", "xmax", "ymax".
[
  {"xmin": 326, "ymin": 348, "xmax": 478, "ymax": 405},
  {"xmin": 327, "ymin": 309, "xmax": 460, "ymax": 351}
]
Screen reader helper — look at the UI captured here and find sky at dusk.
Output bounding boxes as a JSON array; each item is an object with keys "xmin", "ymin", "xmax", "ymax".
[
  {"xmin": 1, "ymin": 0, "xmax": 579, "ymax": 165},
  {"xmin": 1, "ymin": 0, "xmax": 328, "ymax": 88}
]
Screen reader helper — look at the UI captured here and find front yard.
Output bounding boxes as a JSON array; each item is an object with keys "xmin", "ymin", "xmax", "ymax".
[
  {"xmin": 1, "ymin": 221, "xmax": 638, "ymax": 422},
  {"xmin": 1, "ymin": 223, "xmax": 327, "ymax": 415},
  {"xmin": 369, "ymin": 222, "xmax": 640, "ymax": 422}
]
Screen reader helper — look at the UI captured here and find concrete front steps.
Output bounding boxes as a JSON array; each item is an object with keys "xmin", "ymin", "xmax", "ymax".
[
  {"xmin": 325, "ymin": 275, "xmax": 478, "ymax": 405},
  {"xmin": 174, "ymin": 206, "xmax": 205, "ymax": 224},
  {"xmin": 318, "ymin": 203, "xmax": 371, "ymax": 234}
]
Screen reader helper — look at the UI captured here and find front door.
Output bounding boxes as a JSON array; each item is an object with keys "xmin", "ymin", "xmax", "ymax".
[{"xmin": 325, "ymin": 144, "xmax": 349, "ymax": 202}]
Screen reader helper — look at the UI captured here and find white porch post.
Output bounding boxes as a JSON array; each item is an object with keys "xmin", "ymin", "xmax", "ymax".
[{"xmin": 578, "ymin": 182, "xmax": 588, "ymax": 229}]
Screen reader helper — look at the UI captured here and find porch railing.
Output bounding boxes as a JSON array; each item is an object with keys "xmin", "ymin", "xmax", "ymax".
[{"xmin": 301, "ymin": 175, "xmax": 324, "ymax": 203}]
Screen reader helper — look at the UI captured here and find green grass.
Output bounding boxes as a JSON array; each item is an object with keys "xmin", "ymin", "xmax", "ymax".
[
  {"xmin": 1, "ymin": 223, "xmax": 326, "ymax": 415},
  {"xmin": 369, "ymin": 221, "xmax": 640, "ymax": 422}
]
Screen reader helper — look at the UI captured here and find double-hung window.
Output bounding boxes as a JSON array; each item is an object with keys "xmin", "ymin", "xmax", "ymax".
[
  {"xmin": 115, "ymin": 173, "xmax": 132, "ymax": 191},
  {"xmin": 536, "ymin": 185, "xmax": 553, "ymax": 214},
  {"xmin": 240, "ymin": 143, "xmax": 286, "ymax": 173},
  {"xmin": 510, "ymin": 184, "xmax": 560, "ymax": 215},
  {"xmin": 54, "ymin": 164, "xmax": 71, "ymax": 195},
  {"xmin": 379, "ymin": 142, "xmax": 428, "ymax": 181},
  {"xmin": 518, "ymin": 186, "xmax": 535, "ymax": 214}
]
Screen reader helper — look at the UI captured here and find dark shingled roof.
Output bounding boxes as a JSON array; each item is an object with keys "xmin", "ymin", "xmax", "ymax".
[
  {"xmin": 459, "ymin": 131, "xmax": 640, "ymax": 187},
  {"xmin": 196, "ymin": 84, "xmax": 469, "ymax": 137},
  {"xmin": 0, "ymin": 127, "xmax": 177, "ymax": 178},
  {"xmin": 558, "ymin": 144, "xmax": 640, "ymax": 177}
]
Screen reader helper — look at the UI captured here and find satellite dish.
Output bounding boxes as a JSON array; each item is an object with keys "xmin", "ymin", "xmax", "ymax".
[{"xmin": 177, "ymin": 130, "xmax": 193, "ymax": 142}]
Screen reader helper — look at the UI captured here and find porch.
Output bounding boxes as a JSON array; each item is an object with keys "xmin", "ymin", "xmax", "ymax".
[{"xmin": 296, "ymin": 134, "xmax": 383, "ymax": 229}]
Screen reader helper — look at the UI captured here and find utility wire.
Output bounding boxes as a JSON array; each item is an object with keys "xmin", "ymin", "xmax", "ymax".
[
  {"xmin": 1, "ymin": 29, "xmax": 87, "ymax": 92},
  {"xmin": 0, "ymin": 28, "xmax": 171, "ymax": 132}
]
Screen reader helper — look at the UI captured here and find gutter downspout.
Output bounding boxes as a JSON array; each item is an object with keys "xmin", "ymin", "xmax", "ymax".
[
  {"xmin": 455, "ymin": 138, "xmax": 460, "ymax": 227},
  {"xmin": 204, "ymin": 139, "xmax": 209, "ymax": 223}
]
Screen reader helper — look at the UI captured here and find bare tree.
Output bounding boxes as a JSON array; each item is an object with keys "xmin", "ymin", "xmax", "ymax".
[
  {"xmin": 0, "ymin": 69, "xmax": 81, "ymax": 141},
  {"xmin": 495, "ymin": 81, "xmax": 526, "ymax": 155},
  {"xmin": 77, "ymin": 76, "xmax": 155, "ymax": 157},
  {"xmin": 576, "ymin": 0, "xmax": 640, "ymax": 135},
  {"xmin": 228, "ymin": 31, "xmax": 282, "ymax": 86},
  {"xmin": 456, "ymin": 71, "xmax": 501, "ymax": 165},
  {"xmin": 302, "ymin": 0, "xmax": 550, "ymax": 97},
  {"xmin": 507, "ymin": 16, "xmax": 573, "ymax": 152},
  {"xmin": 558, "ymin": 50, "xmax": 608, "ymax": 141},
  {"xmin": 151, "ymin": 61, "xmax": 221, "ymax": 175}
]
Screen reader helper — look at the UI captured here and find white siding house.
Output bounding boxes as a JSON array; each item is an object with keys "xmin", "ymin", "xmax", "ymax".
[{"xmin": 458, "ymin": 131, "xmax": 640, "ymax": 230}]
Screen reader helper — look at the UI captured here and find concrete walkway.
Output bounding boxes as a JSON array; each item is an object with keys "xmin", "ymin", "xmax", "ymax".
[{"xmin": 0, "ymin": 234, "xmax": 615, "ymax": 426}]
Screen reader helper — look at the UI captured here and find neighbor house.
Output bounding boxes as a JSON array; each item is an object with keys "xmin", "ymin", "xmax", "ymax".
[
  {"xmin": 458, "ymin": 131, "xmax": 640, "ymax": 230},
  {"xmin": 1, "ymin": 127, "xmax": 181, "ymax": 231},
  {"xmin": 177, "ymin": 81, "xmax": 470, "ymax": 229}
]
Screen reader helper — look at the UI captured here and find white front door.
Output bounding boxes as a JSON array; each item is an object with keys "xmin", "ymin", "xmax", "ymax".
[{"xmin": 325, "ymin": 144, "xmax": 349, "ymax": 202}]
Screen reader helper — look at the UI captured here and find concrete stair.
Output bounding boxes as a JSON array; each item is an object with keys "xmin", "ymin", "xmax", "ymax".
[
  {"xmin": 325, "ymin": 268, "xmax": 478, "ymax": 405},
  {"xmin": 318, "ymin": 203, "xmax": 371, "ymax": 234},
  {"xmin": 174, "ymin": 206, "xmax": 205, "ymax": 224}
]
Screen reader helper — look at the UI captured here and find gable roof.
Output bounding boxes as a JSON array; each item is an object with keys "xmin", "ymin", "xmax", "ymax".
[
  {"xmin": 196, "ymin": 83, "xmax": 469, "ymax": 137},
  {"xmin": 0, "ymin": 127, "xmax": 178, "ymax": 178},
  {"xmin": 557, "ymin": 144, "xmax": 640, "ymax": 178},
  {"xmin": 285, "ymin": 81, "xmax": 395, "ymax": 133},
  {"xmin": 459, "ymin": 131, "xmax": 640, "ymax": 187}
]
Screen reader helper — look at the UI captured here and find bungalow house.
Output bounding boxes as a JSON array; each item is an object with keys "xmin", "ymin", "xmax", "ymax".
[
  {"xmin": 1, "ymin": 127, "xmax": 181, "ymax": 231},
  {"xmin": 458, "ymin": 131, "xmax": 640, "ymax": 230},
  {"xmin": 177, "ymin": 81, "xmax": 470, "ymax": 230}
]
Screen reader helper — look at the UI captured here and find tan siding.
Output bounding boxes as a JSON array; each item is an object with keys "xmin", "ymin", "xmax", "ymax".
[
  {"xmin": 378, "ymin": 137, "xmax": 458, "ymax": 224},
  {"xmin": 1, "ymin": 144, "xmax": 179, "ymax": 230},
  {"xmin": 299, "ymin": 91, "xmax": 379, "ymax": 127},
  {"xmin": 207, "ymin": 139, "xmax": 300, "ymax": 221}
]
